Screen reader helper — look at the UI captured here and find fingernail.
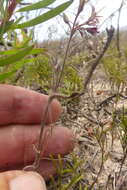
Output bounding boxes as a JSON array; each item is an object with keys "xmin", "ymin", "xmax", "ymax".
[{"xmin": 9, "ymin": 172, "xmax": 47, "ymax": 190}]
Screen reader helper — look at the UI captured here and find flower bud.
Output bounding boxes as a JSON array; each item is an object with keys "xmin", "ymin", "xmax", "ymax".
[
  {"xmin": 63, "ymin": 13, "xmax": 70, "ymax": 25},
  {"xmin": 78, "ymin": 0, "xmax": 87, "ymax": 14}
]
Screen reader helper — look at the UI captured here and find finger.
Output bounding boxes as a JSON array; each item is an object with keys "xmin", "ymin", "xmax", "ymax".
[
  {"xmin": 0, "ymin": 84, "xmax": 61, "ymax": 125},
  {"xmin": 0, "ymin": 171, "xmax": 47, "ymax": 190},
  {"xmin": 0, "ymin": 160, "xmax": 59, "ymax": 181},
  {"xmin": 0, "ymin": 125, "xmax": 74, "ymax": 168}
]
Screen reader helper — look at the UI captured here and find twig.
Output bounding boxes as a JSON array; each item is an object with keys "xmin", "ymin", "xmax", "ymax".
[
  {"xmin": 116, "ymin": 0, "xmax": 124, "ymax": 56},
  {"xmin": 83, "ymin": 26, "xmax": 115, "ymax": 92},
  {"xmin": 117, "ymin": 149, "xmax": 127, "ymax": 183},
  {"xmin": 84, "ymin": 150, "xmax": 99, "ymax": 170},
  {"xmin": 23, "ymin": 93, "xmax": 71, "ymax": 171},
  {"xmin": 89, "ymin": 149, "xmax": 104, "ymax": 189},
  {"xmin": 82, "ymin": 113, "xmax": 100, "ymax": 125},
  {"xmin": 70, "ymin": 26, "xmax": 115, "ymax": 100},
  {"xmin": 96, "ymin": 93, "xmax": 127, "ymax": 111},
  {"xmin": 19, "ymin": 3, "xmax": 32, "ymax": 6}
]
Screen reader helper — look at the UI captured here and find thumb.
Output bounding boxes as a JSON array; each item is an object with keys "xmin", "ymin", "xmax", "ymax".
[{"xmin": 0, "ymin": 170, "xmax": 47, "ymax": 190}]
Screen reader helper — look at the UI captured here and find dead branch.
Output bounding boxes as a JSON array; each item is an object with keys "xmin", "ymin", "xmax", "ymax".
[{"xmin": 83, "ymin": 26, "xmax": 115, "ymax": 91}]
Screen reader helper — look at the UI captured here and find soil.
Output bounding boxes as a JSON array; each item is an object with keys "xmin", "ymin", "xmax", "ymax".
[{"xmin": 48, "ymin": 76, "xmax": 127, "ymax": 190}]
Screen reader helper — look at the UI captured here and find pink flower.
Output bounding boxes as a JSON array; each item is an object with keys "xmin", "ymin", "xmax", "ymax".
[{"xmin": 85, "ymin": 27, "xmax": 99, "ymax": 35}]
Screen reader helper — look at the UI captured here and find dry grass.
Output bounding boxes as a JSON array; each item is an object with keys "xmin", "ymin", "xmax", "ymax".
[{"xmin": 46, "ymin": 72, "xmax": 127, "ymax": 190}]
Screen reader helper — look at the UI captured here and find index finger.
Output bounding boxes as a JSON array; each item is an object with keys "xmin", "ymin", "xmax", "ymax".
[{"xmin": 0, "ymin": 85, "xmax": 62, "ymax": 125}]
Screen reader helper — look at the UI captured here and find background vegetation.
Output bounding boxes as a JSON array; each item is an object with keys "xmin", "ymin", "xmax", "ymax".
[{"xmin": 1, "ymin": 0, "xmax": 127, "ymax": 189}]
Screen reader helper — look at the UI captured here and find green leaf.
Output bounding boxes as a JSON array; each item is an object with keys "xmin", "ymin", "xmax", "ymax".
[
  {"xmin": 13, "ymin": 58, "xmax": 35, "ymax": 70},
  {"xmin": 14, "ymin": 0, "xmax": 73, "ymax": 28},
  {"xmin": 18, "ymin": 0, "xmax": 56, "ymax": 12},
  {"xmin": 0, "ymin": 20, "xmax": 14, "ymax": 34},
  {"xmin": 0, "ymin": 58, "xmax": 35, "ymax": 82},
  {"xmin": 14, "ymin": 16, "xmax": 24, "ymax": 25},
  {"xmin": 0, "ymin": 71, "xmax": 15, "ymax": 81},
  {"xmin": 0, "ymin": 49, "xmax": 17, "ymax": 55},
  {"xmin": 0, "ymin": 45, "xmax": 34, "ymax": 66},
  {"xmin": 0, "ymin": 17, "xmax": 23, "ymax": 35},
  {"xmin": 31, "ymin": 48, "xmax": 46, "ymax": 54},
  {"xmin": 0, "ymin": 48, "xmax": 45, "ymax": 56}
]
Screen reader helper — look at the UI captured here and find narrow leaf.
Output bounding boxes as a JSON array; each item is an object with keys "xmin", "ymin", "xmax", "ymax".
[
  {"xmin": 18, "ymin": 0, "xmax": 56, "ymax": 12},
  {"xmin": 14, "ymin": 0, "xmax": 73, "ymax": 28},
  {"xmin": 31, "ymin": 48, "xmax": 46, "ymax": 54},
  {"xmin": 0, "ymin": 20, "xmax": 14, "ymax": 34},
  {"xmin": 0, "ymin": 45, "xmax": 34, "ymax": 66},
  {"xmin": 0, "ymin": 48, "xmax": 45, "ymax": 55}
]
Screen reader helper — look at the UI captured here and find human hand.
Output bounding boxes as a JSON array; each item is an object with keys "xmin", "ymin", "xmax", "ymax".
[{"xmin": 0, "ymin": 85, "xmax": 74, "ymax": 190}]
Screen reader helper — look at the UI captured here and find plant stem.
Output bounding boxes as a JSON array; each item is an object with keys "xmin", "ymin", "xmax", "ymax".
[{"xmin": 55, "ymin": 14, "xmax": 79, "ymax": 91}]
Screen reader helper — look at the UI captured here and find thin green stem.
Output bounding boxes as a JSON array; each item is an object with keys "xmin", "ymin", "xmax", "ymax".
[{"xmin": 55, "ymin": 13, "xmax": 80, "ymax": 91}]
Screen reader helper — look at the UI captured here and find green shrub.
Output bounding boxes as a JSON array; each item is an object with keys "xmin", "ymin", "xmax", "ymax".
[{"xmin": 102, "ymin": 42, "xmax": 127, "ymax": 90}]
